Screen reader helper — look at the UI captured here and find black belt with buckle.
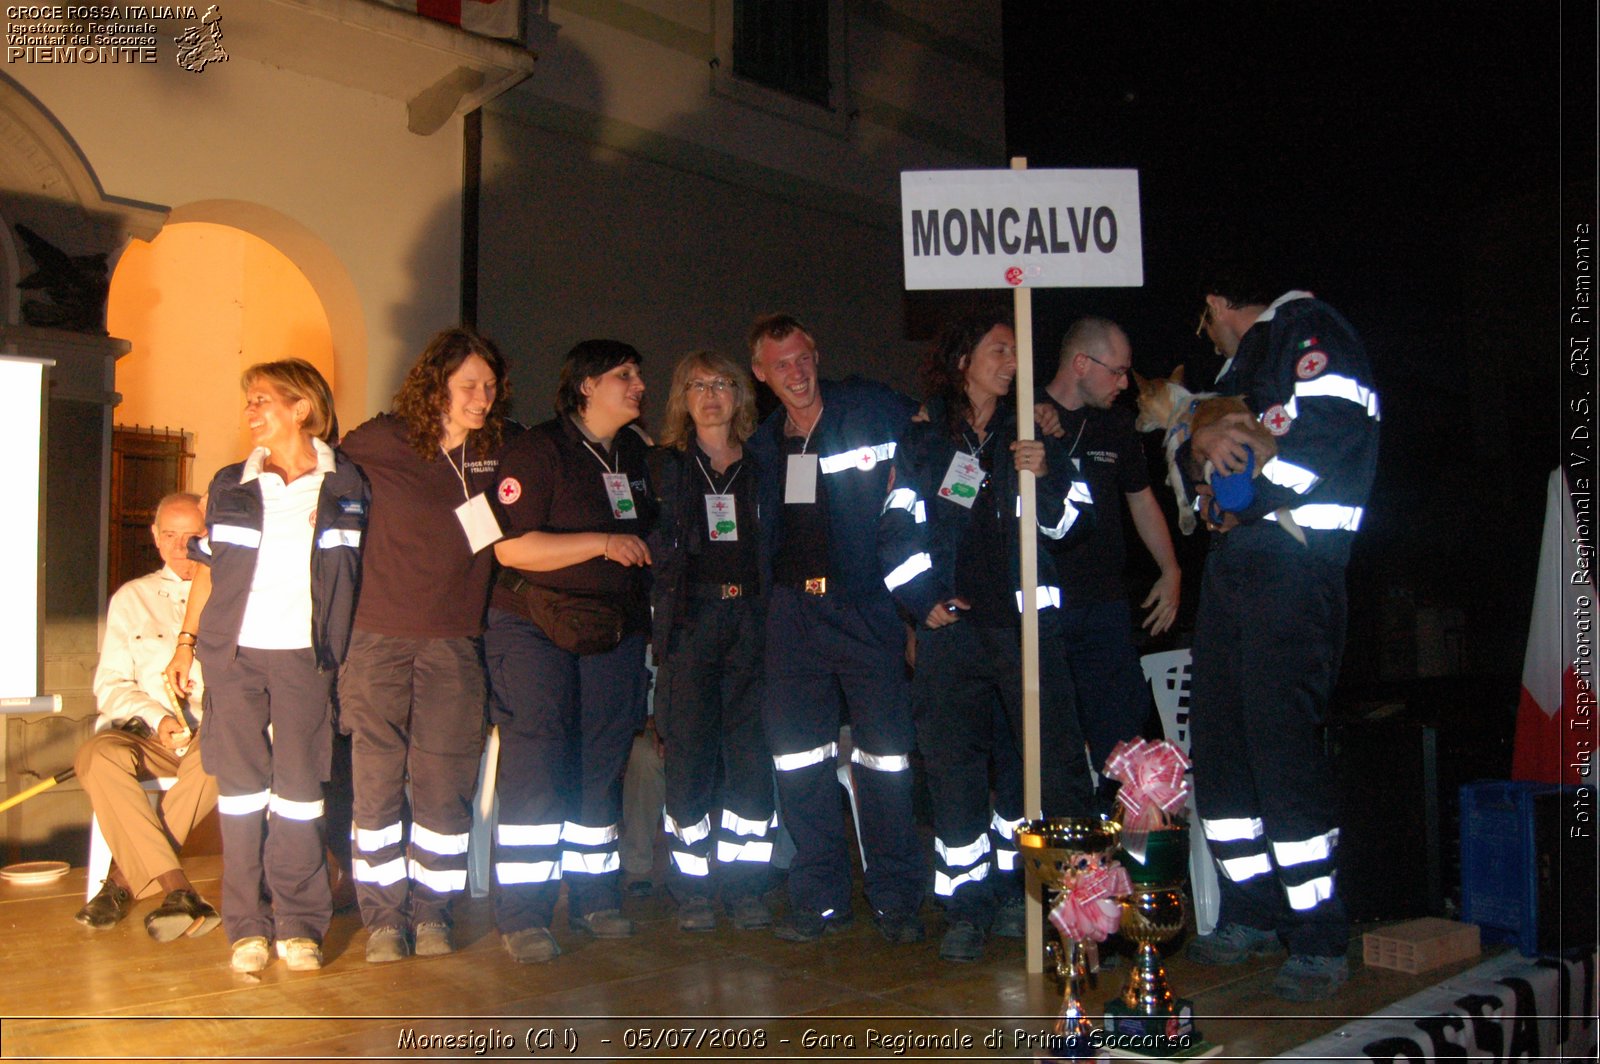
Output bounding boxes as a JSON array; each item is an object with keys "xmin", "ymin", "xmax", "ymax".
[{"xmin": 688, "ymin": 582, "xmax": 754, "ymax": 601}]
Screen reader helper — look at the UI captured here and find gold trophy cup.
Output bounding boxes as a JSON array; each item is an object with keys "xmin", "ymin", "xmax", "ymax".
[
  {"xmin": 1017, "ymin": 817, "xmax": 1122, "ymax": 1060},
  {"xmin": 1104, "ymin": 825, "xmax": 1199, "ymax": 1053}
]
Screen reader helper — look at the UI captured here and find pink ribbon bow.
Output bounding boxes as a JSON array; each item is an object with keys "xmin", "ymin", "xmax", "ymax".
[
  {"xmin": 1104, "ymin": 738, "xmax": 1191, "ymax": 831},
  {"xmin": 1048, "ymin": 860, "xmax": 1132, "ymax": 942}
]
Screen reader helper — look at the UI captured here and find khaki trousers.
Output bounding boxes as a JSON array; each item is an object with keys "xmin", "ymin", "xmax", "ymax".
[{"xmin": 74, "ymin": 727, "xmax": 218, "ymax": 899}]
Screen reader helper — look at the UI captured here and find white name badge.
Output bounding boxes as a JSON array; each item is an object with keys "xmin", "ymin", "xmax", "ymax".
[
  {"xmin": 704, "ymin": 494, "xmax": 738, "ymax": 541},
  {"xmin": 785, "ymin": 453, "xmax": 819, "ymax": 504},
  {"xmin": 937, "ymin": 451, "xmax": 986, "ymax": 508},
  {"xmin": 455, "ymin": 491, "xmax": 504, "ymax": 553},
  {"xmin": 602, "ymin": 472, "xmax": 638, "ymax": 520}
]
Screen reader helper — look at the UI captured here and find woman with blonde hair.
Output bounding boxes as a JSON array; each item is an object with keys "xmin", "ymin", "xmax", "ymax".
[
  {"xmin": 167, "ymin": 358, "xmax": 368, "ymax": 974},
  {"xmin": 647, "ymin": 350, "xmax": 776, "ymax": 933}
]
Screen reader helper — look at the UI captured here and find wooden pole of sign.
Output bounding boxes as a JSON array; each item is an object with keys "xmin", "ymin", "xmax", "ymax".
[{"xmin": 1010, "ymin": 156, "xmax": 1046, "ymax": 976}]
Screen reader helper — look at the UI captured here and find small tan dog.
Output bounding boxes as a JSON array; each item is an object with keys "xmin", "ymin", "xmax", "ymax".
[{"xmin": 1133, "ymin": 367, "xmax": 1306, "ymax": 545}]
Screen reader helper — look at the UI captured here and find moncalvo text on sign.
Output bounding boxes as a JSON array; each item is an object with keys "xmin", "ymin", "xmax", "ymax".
[
  {"xmin": 900, "ymin": 168, "xmax": 1143, "ymax": 290},
  {"xmin": 910, "ymin": 205, "xmax": 1119, "ymax": 258}
]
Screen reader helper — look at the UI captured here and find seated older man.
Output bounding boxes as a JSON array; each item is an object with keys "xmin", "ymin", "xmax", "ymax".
[{"xmin": 74, "ymin": 492, "xmax": 220, "ymax": 941}]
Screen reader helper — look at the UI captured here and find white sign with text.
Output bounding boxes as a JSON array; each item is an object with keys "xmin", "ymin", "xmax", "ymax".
[{"xmin": 901, "ymin": 169, "xmax": 1143, "ymax": 290}]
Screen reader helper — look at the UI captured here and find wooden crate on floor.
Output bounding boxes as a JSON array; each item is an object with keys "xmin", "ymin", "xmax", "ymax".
[{"xmin": 1363, "ymin": 918, "xmax": 1480, "ymax": 974}]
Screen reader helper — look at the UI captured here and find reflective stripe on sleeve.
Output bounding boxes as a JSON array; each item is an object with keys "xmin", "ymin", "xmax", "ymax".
[
  {"xmin": 317, "ymin": 528, "xmax": 362, "ymax": 549},
  {"xmin": 210, "ymin": 525, "xmax": 261, "ymax": 549},
  {"xmin": 1014, "ymin": 585, "xmax": 1063, "ymax": 612},
  {"xmin": 1265, "ymin": 503, "xmax": 1364, "ymax": 531},
  {"xmin": 819, "ymin": 442, "xmax": 896, "ymax": 474},
  {"xmin": 1259, "ymin": 458, "xmax": 1319, "ymax": 494},
  {"xmin": 1288, "ymin": 374, "xmax": 1380, "ymax": 419},
  {"xmin": 883, "ymin": 487, "xmax": 926, "ymax": 524},
  {"xmin": 883, "ymin": 551, "xmax": 933, "ymax": 591}
]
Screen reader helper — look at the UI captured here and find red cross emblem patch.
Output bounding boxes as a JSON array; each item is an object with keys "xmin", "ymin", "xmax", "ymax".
[
  {"xmin": 1296, "ymin": 350, "xmax": 1328, "ymax": 379},
  {"xmin": 857, "ymin": 448, "xmax": 878, "ymax": 471},
  {"xmin": 1263, "ymin": 404, "xmax": 1292, "ymax": 437},
  {"xmin": 497, "ymin": 477, "xmax": 522, "ymax": 505}
]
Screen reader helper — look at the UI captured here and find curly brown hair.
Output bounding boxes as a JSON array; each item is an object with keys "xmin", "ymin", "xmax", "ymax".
[
  {"xmin": 392, "ymin": 327, "xmax": 511, "ymax": 460},
  {"xmin": 922, "ymin": 307, "xmax": 1014, "ymax": 439}
]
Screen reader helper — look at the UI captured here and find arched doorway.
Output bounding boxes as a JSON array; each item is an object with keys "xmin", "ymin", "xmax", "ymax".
[{"xmin": 105, "ymin": 222, "xmax": 335, "ymax": 589}]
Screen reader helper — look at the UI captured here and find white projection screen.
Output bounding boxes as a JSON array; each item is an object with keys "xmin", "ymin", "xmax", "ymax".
[{"xmin": 0, "ymin": 356, "xmax": 47, "ymax": 706}]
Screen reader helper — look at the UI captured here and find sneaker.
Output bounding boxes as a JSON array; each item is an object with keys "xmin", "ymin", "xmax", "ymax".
[
  {"xmin": 275, "ymin": 937, "xmax": 323, "ymax": 971},
  {"xmin": 74, "ymin": 879, "xmax": 132, "ymax": 930},
  {"xmin": 569, "ymin": 908, "xmax": 635, "ymax": 938},
  {"xmin": 727, "ymin": 894, "xmax": 773, "ymax": 931},
  {"xmin": 414, "ymin": 922, "xmax": 452, "ymax": 957},
  {"xmin": 991, "ymin": 894, "xmax": 1026, "ymax": 939},
  {"xmin": 772, "ymin": 907, "xmax": 854, "ymax": 942},
  {"xmin": 365, "ymin": 926, "xmax": 409, "ymax": 964},
  {"xmin": 1187, "ymin": 922, "xmax": 1282, "ymax": 966},
  {"xmin": 1273, "ymin": 954, "xmax": 1350, "ymax": 1002},
  {"xmin": 230, "ymin": 936, "xmax": 271, "ymax": 974},
  {"xmin": 939, "ymin": 920, "xmax": 985, "ymax": 963},
  {"xmin": 677, "ymin": 896, "xmax": 716, "ymax": 932},
  {"xmin": 143, "ymin": 889, "xmax": 221, "ymax": 942},
  {"xmin": 873, "ymin": 908, "xmax": 926, "ymax": 945},
  {"xmin": 502, "ymin": 927, "xmax": 561, "ymax": 964}
]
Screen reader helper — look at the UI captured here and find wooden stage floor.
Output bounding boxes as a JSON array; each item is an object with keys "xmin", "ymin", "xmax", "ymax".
[{"xmin": 0, "ymin": 856, "xmax": 1496, "ymax": 1062}]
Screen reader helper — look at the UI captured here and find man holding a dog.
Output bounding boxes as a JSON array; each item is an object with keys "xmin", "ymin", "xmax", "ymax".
[
  {"xmin": 1183, "ymin": 272, "xmax": 1379, "ymax": 1002},
  {"xmin": 1041, "ymin": 316, "xmax": 1181, "ymax": 808}
]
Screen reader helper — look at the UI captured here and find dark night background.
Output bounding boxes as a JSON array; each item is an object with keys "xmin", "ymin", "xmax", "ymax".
[{"xmin": 1000, "ymin": 2, "xmax": 1589, "ymax": 737}]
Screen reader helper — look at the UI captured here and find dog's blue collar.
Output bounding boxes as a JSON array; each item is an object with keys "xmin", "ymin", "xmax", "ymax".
[{"xmin": 1166, "ymin": 398, "xmax": 1201, "ymax": 446}]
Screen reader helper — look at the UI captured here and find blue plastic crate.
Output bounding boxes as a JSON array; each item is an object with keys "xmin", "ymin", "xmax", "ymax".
[{"xmin": 1458, "ymin": 780, "xmax": 1568, "ymax": 956}]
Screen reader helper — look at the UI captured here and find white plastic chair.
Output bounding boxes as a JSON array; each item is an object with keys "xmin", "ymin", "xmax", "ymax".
[
  {"xmin": 468, "ymin": 725, "xmax": 500, "ymax": 899},
  {"xmin": 1139, "ymin": 648, "xmax": 1221, "ymax": 935},
  {"xmin": 84, "ymin": 719, "xmax": 178, "ymax": 901}
]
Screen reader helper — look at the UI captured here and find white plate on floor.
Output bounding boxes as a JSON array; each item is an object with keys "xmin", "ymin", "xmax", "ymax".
[{"xmin": 0, "ymin": 860, "xmax": 70, "ymax": 885}]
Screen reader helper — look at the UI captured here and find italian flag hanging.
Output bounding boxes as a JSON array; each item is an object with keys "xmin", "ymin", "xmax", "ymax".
[{"xmin": 1511, "ymin": 467, "xmax": 1595, "ymax": 786}]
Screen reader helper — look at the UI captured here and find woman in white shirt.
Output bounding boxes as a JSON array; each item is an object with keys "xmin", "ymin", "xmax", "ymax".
[{"xmin": 167, "ymin": 358, "xmax": 368, "ymax": 975}]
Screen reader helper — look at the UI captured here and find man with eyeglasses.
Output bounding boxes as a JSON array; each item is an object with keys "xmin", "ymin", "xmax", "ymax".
[
  {"xmin": 744, "ymin": 312, "xmax": 926, "ymax": 946},
  {"xmin": 1180, "ymin": 270, "xmax": 1379, "ymax": 1002},
  {"xmin": 1040, "ymin": 317, "xmax": 1180, "ymax": 817}
]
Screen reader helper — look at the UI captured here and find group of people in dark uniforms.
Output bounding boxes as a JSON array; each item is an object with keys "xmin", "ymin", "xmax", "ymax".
[{"xmin": 82, "ymin": 276, "xmax": 1377, "ymax": 1004}]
